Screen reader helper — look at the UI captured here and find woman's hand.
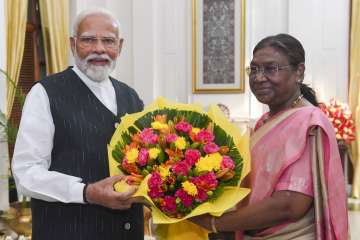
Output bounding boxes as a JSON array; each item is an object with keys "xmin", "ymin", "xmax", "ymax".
[
  {"xmin": 188, "ymin": 190, "xmax": 313, "ymax": 233},
  {"xmin": 189, "ymin": 214, "xmax": 213, "ymax": 231}
]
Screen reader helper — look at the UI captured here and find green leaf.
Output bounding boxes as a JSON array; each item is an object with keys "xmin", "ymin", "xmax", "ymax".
[
  {"xmin": 0, "ymin": 111, "xmax": 6, "ymax": 127},
  {"xmin": 0, "ymin": 68, "xmax": 27, "ymax": 145},
  {"xmin": 158, "ymin": 149, "xmax": 166, "ymax": 163}
]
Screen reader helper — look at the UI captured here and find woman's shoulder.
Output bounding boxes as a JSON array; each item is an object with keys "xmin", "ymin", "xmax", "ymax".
[
  {"xmin": 294, "ymin": 105, "xmax": 327, "ymax": 118},
  {"xmin": 292, "ymin": 106, "xmax": 334, "ymax": 131}
]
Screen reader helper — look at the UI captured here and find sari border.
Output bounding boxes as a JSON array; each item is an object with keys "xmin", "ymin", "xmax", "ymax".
[{"xmin": 251, "ymin": 108, "xmax": 300, "ymax": 149}]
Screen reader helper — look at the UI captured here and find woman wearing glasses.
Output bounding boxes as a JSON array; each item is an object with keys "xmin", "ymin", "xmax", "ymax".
[{"xmin": 191, "ymin": 34, "xmax": 348, "ymax": 240}]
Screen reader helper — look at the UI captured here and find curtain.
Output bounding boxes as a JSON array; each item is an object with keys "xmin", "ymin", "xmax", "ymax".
[
  {"xmin": 39, "ymin": 0, "xmax": 69, "ymax": 75},
  {"xmin": 5, "ymin": 0, "xmax": 28, "ymax": 117},
  {"xmin": 349, "ymin": 0, "xmax": 360, "ymax": 198}
]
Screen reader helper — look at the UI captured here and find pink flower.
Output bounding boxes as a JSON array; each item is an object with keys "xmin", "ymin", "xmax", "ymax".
[
  {"xmin": 139, "ymin": 128, "xmax": 158, "ymax": 144},
  {"xmin": 162, "ymin": 196, "xmax": 177, "ymax": 214},
  {"xmin": 175, "ymin": 189, "xmax": 193, "ymax": 207},
  {"xmin": 221, "ymin": 156, "xmax": 235, "ymax": 170},
  {"xmin": 172, "ymin": 160, "xmax": 191, "ymax": 176},
  {"xmin": 184, "ymin": 149, "xmax": 201, "ymax": 166},
  {"xmin": 149, "ymin": 187, "xmax": 164, "ymax": 198},
  {"xmin": 195, "ymin": 129, "xmax": 215, "ymax": 143},
  {"xmin": 203, "ymin": 142, "xmax": 219, "ymax": 154},
  {"xmin": 195, "ymin": 189, "xmax": 209, "ymax": 202},
  {"xmin": 122, "ymin": 158, "xmax": 129, "ymax": 169},
  {"xmin": 148, "ymin": 172, "xmax": 163, "ymax": 189},
  {"xmin": 166, "ymin": 134, "xmax": 178, "ymax": 143},
  {"xmin": 138, "ymin": 148, "xmax": 149, "ymax": 167},
  {"xmin": 175, "ymin": 121, "xmax": 192, "ymax": 133},
  {"xmin": 148, "ymin": 172, "xmax": 164, "ymax": 198},
  {"xmin": 191, "ymin": 172, "xmax": 218, "ymax": 191}
]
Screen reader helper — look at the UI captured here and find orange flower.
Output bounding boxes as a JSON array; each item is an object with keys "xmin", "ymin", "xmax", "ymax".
[
  {"xmin": 154, "ymin": 114, "xmax": 168, "ymax": 123},
  {"xmin": 219, "ymin": 146, "xmax": 230, "ymax": 155}
]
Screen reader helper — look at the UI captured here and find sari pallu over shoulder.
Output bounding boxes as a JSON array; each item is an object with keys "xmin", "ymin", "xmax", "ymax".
[{"xmin": 237, "ymin": 106, "xmax": 348, "ymax": 240}]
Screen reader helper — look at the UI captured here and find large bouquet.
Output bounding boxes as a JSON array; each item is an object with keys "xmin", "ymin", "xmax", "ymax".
[{"xmin": 108, "ymin": 98, "xmax": 250, "ymax": 239}]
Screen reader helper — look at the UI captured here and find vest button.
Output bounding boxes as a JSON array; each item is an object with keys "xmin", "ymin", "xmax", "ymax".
[
  {"xmin": 114, "ymin": 122, "xmax": 119, "ymax": 128},
  {"xmin": 124, "ymin": 222, "xmax": 131, "ymax": 230}
]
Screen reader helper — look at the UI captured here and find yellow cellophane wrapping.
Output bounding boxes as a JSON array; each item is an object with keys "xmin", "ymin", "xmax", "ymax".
[{"xmin": 108, "ymin": 97, "xmax": 251, "ymax": 240}]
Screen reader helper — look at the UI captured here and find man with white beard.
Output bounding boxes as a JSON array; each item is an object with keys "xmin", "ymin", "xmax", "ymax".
[{"xmin": 12, "ymin": 9, "xmax": 144, "ymax": 240}]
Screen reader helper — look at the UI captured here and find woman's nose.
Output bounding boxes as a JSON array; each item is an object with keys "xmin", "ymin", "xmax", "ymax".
[{"xmin": 253, "ymin": 71, "xmax": 267, "ymax": 82}]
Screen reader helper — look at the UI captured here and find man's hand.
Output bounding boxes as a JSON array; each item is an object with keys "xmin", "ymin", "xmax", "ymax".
[{"xmin": 85, "ymin": 175, "xmax": 138, "ymax": 210}]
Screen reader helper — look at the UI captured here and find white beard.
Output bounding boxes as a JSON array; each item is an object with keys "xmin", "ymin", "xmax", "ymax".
[{"xmin": 75, "ymin": 52, "xmax": 116, "ymax": 82}]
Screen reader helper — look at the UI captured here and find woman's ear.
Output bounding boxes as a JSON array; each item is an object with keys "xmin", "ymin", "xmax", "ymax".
[{"xmin": 296, "ymin": 63, "xmax": 305, "ymax": 80}]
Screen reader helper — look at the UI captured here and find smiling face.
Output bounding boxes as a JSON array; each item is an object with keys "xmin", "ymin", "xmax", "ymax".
[
  {"xmin": 249, "ymin": 46, "xmax": 303, "ymax": 113},
  {"xmin": 70, "ymin": 13, "xmax": 123, "ymax": 82}
]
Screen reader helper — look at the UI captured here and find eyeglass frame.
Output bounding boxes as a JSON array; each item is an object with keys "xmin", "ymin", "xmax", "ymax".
[
  {"xmin": 246, "ymin": 64, "xmax": 293, "ymax": 78},
  {"xmin": 73, "ymin": 36, "xmax": 120, "ymax": 49}
]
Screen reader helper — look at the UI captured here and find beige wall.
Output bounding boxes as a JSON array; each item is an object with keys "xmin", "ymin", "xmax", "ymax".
[{"xmin": 68, "ymin": 0, "xmax": 350, "ymax": 121}]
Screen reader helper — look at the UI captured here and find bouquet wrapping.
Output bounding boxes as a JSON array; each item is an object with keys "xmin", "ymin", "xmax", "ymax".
[{"xmin": 107, "ymin": 97, "xmax": 250, "ymax": 239}]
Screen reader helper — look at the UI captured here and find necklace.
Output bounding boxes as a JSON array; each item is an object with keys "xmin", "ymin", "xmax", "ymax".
[
  {"xmin": 291, "ymin": 94, "xmax": 304, "ymax": 108},
  {"xmin": 267, "ymin": 94, "xmax": 304, "ymax": 120}
]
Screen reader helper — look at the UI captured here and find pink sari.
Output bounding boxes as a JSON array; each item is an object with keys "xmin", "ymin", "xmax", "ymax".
[{"xmin": 236, "ymin": 106, "xmax": 348, "ymax": 240}]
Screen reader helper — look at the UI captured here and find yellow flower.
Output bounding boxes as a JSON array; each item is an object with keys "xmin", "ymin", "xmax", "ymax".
[
  {"xmin": 159, "ymin": 165, "xmax": 170, "ymax": 179},
  {"xmin": 175, "ymin": 137, "xmax": 186, "ymax": 150},
  {"xmin": 209, "ymin": 152, "xmax": 222, "ymax": 171},
  {"xmin": 182, "ymin": 181, "xmax": 198, "ymax": 196},
  {"xmin": 126, "ymin": 148, "xmax": 139, "ymax": 163},
  {"xmin": 195, "ymin": 153, "xmax": 222, "ymax": 172},
  {"xmin": 149, "ymin": 148, "xmax": 160, "ymax": 159},
  {"xmin": 195, "ymin": 156, "xmax": 213, "ymax": 172},
  {"xmin": 151, "ymin": 121, "xmax": 169, "ymax": 130},
  {"xmin": 192, "ymin": 127, "xmax": 200, "ymax": 134}
]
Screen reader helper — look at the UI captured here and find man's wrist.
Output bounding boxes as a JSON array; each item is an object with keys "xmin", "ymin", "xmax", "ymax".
[{"xmin": 83, "ymin": 183, "xmax": 90, "ymax": 204}]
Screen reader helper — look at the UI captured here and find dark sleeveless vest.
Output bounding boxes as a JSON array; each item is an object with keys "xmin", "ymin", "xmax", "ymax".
[{"xmin": 31, "ymin": 68, "xmax": 144, "ymax": 240}]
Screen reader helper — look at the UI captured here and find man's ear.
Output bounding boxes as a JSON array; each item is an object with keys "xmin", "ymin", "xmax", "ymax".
[
  {"xmin": 118, "ymin": 38, "xmax": 124, "ymax": 55},
  {"xmin": 70, "ymin": 37, "xmax": 76, "ymax": 55}
]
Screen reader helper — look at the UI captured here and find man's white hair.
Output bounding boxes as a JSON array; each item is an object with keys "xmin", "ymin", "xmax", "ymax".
[{"xmin": 72, "ymin": 8, "xmax": 121, "ymax": 37}]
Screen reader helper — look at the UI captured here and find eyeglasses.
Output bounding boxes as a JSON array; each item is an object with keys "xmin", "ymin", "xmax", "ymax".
[
  {"xmin": 246, "ymin": 64, "xmax": 292, "ymax": 78},
  {"xmin": 75, "ymin": 36, "xmax": 119, "ymax": 49}
]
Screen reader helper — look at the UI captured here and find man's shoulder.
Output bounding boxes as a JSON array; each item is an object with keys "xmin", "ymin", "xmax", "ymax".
[
  {"xmin": 109, "ymin": 77, "xmax": 138, "ymax": 96},
  {"xmin": 39, "ymin": 67, "xmax": 75, "ymax": 86},
  {"xmin": 109, "ymin": 77, "xmax": 144, "ymax": 112},
  {"xmin": 109, "ymin": 77, "xmax": 131, "ymax": 89}
]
